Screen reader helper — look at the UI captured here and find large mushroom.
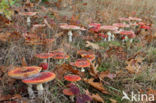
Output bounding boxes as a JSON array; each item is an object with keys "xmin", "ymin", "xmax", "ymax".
[
  {"xmin": 22, "ymin": 72, "xmax": 56, "ymax": 96},
  {"xmin": 19, "ymin": 12, "xmax": 38, "ymax": 27},
  {"xmin": 8, "ymin": 66, "xmax": 42, "ymax": 98},
  {"xmin": 60, "ymin": 23, "xmax": 85, "ymax": 42}
]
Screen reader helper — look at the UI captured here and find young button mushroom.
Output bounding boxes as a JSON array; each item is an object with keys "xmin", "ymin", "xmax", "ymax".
[
  {"xmin": 22, "ymin": 72, "xmax": 56, "ymax": 96},
  {"xmin": 60, "ymin": 23, "xmax": 82, "ymax": 42},
  {"xmin": 72, "ymin": 59, "xmax": 91, "ymax": 72},
  {"xmin": 19, "ymin": 12, "xmax": 38, "ymax": 27},
  {"xmin": 8, "ymin": 66, "xmax": 42, "ymax": 98}
]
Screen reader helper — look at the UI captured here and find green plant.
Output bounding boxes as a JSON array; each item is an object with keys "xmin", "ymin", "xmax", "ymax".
[{"xmin": 0, "ymin": 0, "xmax": 17, "ymax": 19}]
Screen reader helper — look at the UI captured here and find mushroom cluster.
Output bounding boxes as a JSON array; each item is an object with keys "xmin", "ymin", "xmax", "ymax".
[{"xmin": 8, "ymin": 66, "xmax": 56, "ymax": 97}]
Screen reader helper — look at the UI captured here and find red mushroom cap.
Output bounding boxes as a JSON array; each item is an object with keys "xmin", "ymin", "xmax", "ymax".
[
  {"xmin": 113, "ymin": 23, "xmax": 130, "ymax": 28},
  {"xmin": 60, "ymin": 23, "xmax": 81, "ymax": 30},
  {"xmin": 64, "ymin": 74, "xmax": 81, "ymax": 82},
  {"xmin": 19, "ymin": 12, "xmax": 38, "ymax": 16},
  {"xmin": 88, "ymin": 23, "xmax": 101, "ymax": 28},
  {"xmin": 118, "ymin": 17, "xmax": 130, "ymax": 21},
  {"xmin": 138, "ymin": 22, "xmax": 145, "ymax": 26},
  {"xmin": 8, "ymin": 66, "xmax": 42, "ymax": 79},
  {"xmin": 51, "ymin": 50, "xmax": 69, "ymax": 59},
  {"xmin": 99, "ymin": 25, "xmax": 118, "ymax": 31},
  {"xmin": 98, "ymin": 33, "xmax": 108, "ymax": 38},
  {"xmin": 128, "ymin": 33, "xmax": 136, "ymax": 38},
  {"xmin": 129, "ymin": 17, "xmax": 142, "ymax": 21},
  {"xmin": 35, "ymin": 53, "xmax": 54, "ymax": 59},
  {"xmin": 63, "ymin": 88, "xmax": 74, "ymax": 96},
  {"xmin": 22, "ymin": 72, "xmax": 56, "ymax": 84},
  {"xmin": 119, "ymin": 30, "xmax": 134, "ymax": 36},
  {"xmin": 74, "ymin": 59, "xmax": 90, "ymax": 68},
  {"xmin": 39, "ymin": 63, "xmax": 48, "ymax": 70},
  {"xmin": 141, "ymin": 25, "xmax": 151, "ymax": 30}
]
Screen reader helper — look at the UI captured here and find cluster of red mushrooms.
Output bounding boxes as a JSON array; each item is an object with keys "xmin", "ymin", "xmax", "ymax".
[
  {"xmin": 7, "ymin": 49, "xmax": 95, "ymax": 100},
  {"xmin": 6, "ymin": 11, "xmax": 151, "ymax": 102},
  {"xmin": 60, "ymin": 16, "xmax": 151, "ymax": 43}
]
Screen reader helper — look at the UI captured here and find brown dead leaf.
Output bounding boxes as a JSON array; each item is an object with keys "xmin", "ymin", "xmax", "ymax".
[
  {"xmin": 89, "ymin": 61, "xmax": 99, "ymax": 78},
  {"xmin": 54, "ymin": 63, "xmax": 84, "ymax": 80},
  {"xmin": 99, "ymin": 71, "xmax": 116, "ymax": 80},
  {"xmin": 109, "ymin": 98, "xmax": 117, "ymax": 103},
  {"xmin": 0, "ymin": 94, "xmax": 21, "ymax": 102},
  {"xmin": 86, "ymin": 41, "xmax": 101, "ymax": 50},
  {"xmin": 91, "ymin": 93, "xmax": 104, "ymax": 103},
  {"xmin": 84, "ymin": 78, "xmax": 109, "ymax": 94},
  {"xmin": 21, "ymin": 57, "xmax": 27, "ymax": 66}
]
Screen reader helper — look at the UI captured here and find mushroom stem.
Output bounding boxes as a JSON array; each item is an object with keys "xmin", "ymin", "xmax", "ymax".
[
  {"xmin": 107, "ymin": 32, "xmax": 112, "ymax": 41},
  {"xmin": 70, "ymin": 96, "xmax": 74, "ymax": 102},
  {"xmin": 130, "ymin": 38, "xmax": 133, "ymax": 43},
  {"xmin": 43, "ymin": 59, "xmax": 47, "ymax": 63},
  {"xmin": 27, "ymin": 84, "xmax": 35, "ymax": 98},
  {"xmin": 37, "ymin": 84, "xmax": 44, "ymax": 96},
  {"xmin": 27, "ymin": 16, "xmax": 31, "ymax": 27},
  {"xmin": 111, "ymin": 34, "xmax": 115, "ymax": 41},
  {"xmin": 81, "ymin": 67, "xmax": 85, "ymax": 72},
  {"xmin": 68, "ymin": 30, "xmax": 73, "ymax": 42}
]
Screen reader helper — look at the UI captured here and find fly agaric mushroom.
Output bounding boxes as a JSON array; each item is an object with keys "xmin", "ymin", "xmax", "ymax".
[
  {"xmin": 88, "ymin": 23, "xmax": 101, "ymax": 33},
  {"xmin": 60, "ymin": 23, "xmax": 85, "ymax": 42},
  {"xmin": 64, "ymin": 74, "xmax": 81, "ymax": 82},
  {"xmin": 99, "ymin": 25, "xmax": 118, "ymax": 41},
  {"xmin": 72, "ymin": 59, "xmax": 91, "ymax": 72},
  {"xmin": 77, "ymin": 50, "xmax": 95, "ymax": 62},
  {"xmin": 8, "ymin": 66, "xmax": 42, "ymax": 98},
  {"xmin": 19, "ymin": 12, "xmax": 38, "ymax": 27},
  {"xmin": 35, "ymin": 53, "xmax": 54, "ymax": 69},
  {"xmin": 63, "ymin": 88, "xmax": 75, "ymax": 102},
  {"xmin": 22, "ymin": 72, "xmax": 56, "ymax": 96},
  {"xmin": 50, "ymin": 50, "xmax": 69, "ymax": 64},
  {"xmin": 129, "ymin": 17, "xmax": 142, "ymax": 22},
  {"xmin": 119, "ymin": 30, "xmax": 135, "ymax": 42},
  {"xmin": 118, "ymin": 17, "xmax": 130, "ymax": 23},
  {"xmin": 113, "ymin": 23, "xmax": 130, "ymax": 29}
]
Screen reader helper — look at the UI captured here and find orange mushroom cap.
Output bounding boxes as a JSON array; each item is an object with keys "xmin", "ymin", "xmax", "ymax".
[
  {"xmin": 35, "ymin": 53, "xmax": 54, "ymax": 59},
  {"xmin": 64, "ymin": 74, "xmax": 81, "ymax": 82},
  {"xmin": 22, "ymin": 72, "xmax": 56, "ymax": 84},
  {"xmin": 74, "ymin": 59, "xmax": 90, "ymax": 68},
  {"xmin": 63, "ymin": 88, "xmax": 74, "ymax": 96},
  {"xmin": 50, "ymin": 50, "xmax": 69, "ymax": 59},
  {"xmin": 8, "ymin": 66, "xmax": 41, "ymax": 79}
]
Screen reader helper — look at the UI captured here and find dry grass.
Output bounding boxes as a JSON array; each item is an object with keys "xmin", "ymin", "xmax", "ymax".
[{"xmin": 0, "ymin": 0, "xmax": 156, "ymax": 103}]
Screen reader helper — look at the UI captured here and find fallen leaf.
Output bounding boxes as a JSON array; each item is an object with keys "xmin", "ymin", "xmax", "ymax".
[
  {"xmin": 99, "ymin": 71, "xmax": 116, "ymax": 80},
  {"xmin": 91, "ymin": 93, "xmax": 104, "ymax": 103},
  {"xmin": 84, "ymin": 78, "xmax": 109, "ymax": 94},
  {"xmin": 109, "ymin": 98, "xmax": 117, "ymax": 103},
  {"xmin": 86, "ymin": 41, "xmax": 101, "ymax": 50}
]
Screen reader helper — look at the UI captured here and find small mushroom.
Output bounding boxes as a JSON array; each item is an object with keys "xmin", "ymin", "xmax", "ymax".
[
  {"xmin": 35, "ymin": 53, "xmax": 54, "ymax": 69},
  {"xmin": 60, "ymin": 23, "xmax": 85, "ymax": 42},
  {"xmin": 72, "ymin": 59, "xmax": 91, "ymax": 72},
  {"xmin": 63, "ymin": 88, "xmax": 75, "ymax": 102},
  {"xmin": 77, "ymin": 50, "xmax": 95, "ymax": 62},
  {"xmin": 19, "ymin": 12, "xmax": 38, "ymax": 27},
  {"xmin": 8, "ymin": 66, "xmax": 42, "ymax": 98},
  {"xmin": 64, "ymin": 74, "xmax": 81, "ymax": 82},
  {"xmin": 119, "ymin": 30, "xmax": 135, "ymax": 42},
  {"xmin": 50, "ymin": 50, "xmax": 69, "ymax": 64},
  {"xmin": 22, "ymin": 72, "xmax": 56, "ymax": 96}
]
